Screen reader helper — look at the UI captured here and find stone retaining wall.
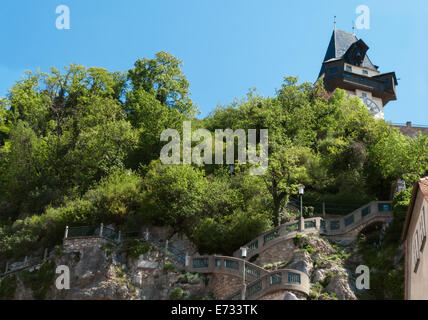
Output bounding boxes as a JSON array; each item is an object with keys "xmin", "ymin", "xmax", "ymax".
[
  {"xmin": 255, "ymin": 237, "xmax": 296, "ymax": 266},
  {"xmin": 208, "ymin": 273, "xmax": 245, "ymax": 300},
  {"xmin": 63, "ymin": 237, "xmax": 116, "ymax": 252}
]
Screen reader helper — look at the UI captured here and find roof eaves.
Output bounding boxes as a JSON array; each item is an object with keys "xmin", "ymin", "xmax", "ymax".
[{"xmin": 402, "ymin": 177, "xmax": 428, "ymax": 241}]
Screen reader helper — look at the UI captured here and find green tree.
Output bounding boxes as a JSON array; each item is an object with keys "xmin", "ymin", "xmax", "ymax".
[
  {"xmin": 128, "ymin": 51, "xmax": 197, "ymax": 117},
  {"xmin": 264, "ymin": 145, "xmax": 310, "ymax": 226},
  {"xmin": 1, "ymin": 121, "xmax": 52, "ymax": 216},
  {"xmin": 142, "ymin": 162, "xmax": 207, "ymax": 235},
  {"xmin": 0, "ymin": 99, "xmax": 10, "ymax": 146},
  {"xmin": 192, "ymin": 210, "xmax": 270, "ymax": 255},
  {"xmin": 125, "ymin": 88, "xmax": 184, "ymax": 167},
  {"xmin": 0, "ymin": 65, "xmax": 136, "ymax": 218}
]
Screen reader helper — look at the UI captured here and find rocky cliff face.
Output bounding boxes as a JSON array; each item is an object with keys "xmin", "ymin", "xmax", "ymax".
[
  {"xmin": 253, "ymin": 233, "xmax": 358, "ymax": 300},
  {"xmin": 1, "ymin": 232, "xmax": 359, "ymax": 300},
  {"xmin": 2, "ymin": 242, "xmax": 209, "ymax": 300},
  {"xmin": 48, "ymin": 246, "xmax": 138, "ymax": 300},
  {"xmin": 127, "ymin": 249, "xmax": 211, "ymax": 300}
]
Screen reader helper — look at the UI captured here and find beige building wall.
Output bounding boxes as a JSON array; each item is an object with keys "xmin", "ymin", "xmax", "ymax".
[
  {"xmin": 345, "ymin": 89, "xmax": 385, "ymax": 119},
  {"xmin": 345, "ymin": 63, "xmax": 380, "ymax": 77},
  {"xmin": 344, "ymin": 63, "xmax": 380, "ymax": 77},
  {"xmin": 405, "ymin": 192, "xmax": 428, "ymax": 300}
]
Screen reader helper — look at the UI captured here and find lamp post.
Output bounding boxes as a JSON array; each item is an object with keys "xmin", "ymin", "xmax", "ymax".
[
  {"xmin": 241, "ymin": 247, "xmax": 248, "ymax": 300},
  {"xmin": 298, "ymin": 185, "xmax": 305, "ymax": 231}
]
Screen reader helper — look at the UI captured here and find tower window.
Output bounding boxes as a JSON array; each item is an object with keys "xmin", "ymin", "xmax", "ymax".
[
  {"xmin": 420, "ymin": 207, "xmax": 426, "ymax": 251},
  {"xmin": 361, "ymin": 93, "xmax": 367, "ymax": 98},
  {"xmin": 345, "ymin": 65, "xmax": 352, "ymax": 72},
  {"xmin": 329, "ymin": 67, "xmax": 338, "ymax": 73},
  {"xmin": 414, "ymin": 231, "xmax": 421, "ymax": 272},
  {"xmin": 362, "ymin": 70, "xmax": 369, "ymax": 75}
]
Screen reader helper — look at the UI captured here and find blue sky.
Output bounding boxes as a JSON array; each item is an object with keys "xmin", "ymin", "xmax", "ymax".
[{"xmin": 0, "ymin": 0, "xmax": 427, "ymax": 124}]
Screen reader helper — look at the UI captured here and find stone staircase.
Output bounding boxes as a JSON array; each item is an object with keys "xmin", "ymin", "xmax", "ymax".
[
  {"xmin": 185, "ymin": 200, "xmax": 393, "ymax": 299},
  {"xmin": 185, "ymin": 255, "xmax": 310, "ymax": 299},
  {"xmin": 1, "ymin": 200, "xmax": 393, "ymax": 299}
]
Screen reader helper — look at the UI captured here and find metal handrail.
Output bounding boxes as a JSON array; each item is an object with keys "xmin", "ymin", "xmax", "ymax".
[{"xmin": 234, "ymin": 201, "xmax": 393, "ymax": 259}]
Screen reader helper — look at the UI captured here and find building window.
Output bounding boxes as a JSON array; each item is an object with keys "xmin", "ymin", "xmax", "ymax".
[
  {"xmin": 329, "ymin": 67, "xmax": 338, "ymax": 73},
  {"xmin": 288, "ymin": 272, "xmax": 301, "ymax": 284},
  {"xmin": 320, "ymin": 220, "xmax": 326, "ymax": 231},
  {"xmin": 378, "ymin": 203, "xmax": 392, "ymax": 212},
  {"xmin": 362, "ymin": 70, "xmax": 369, "ymax": 75},
  {"xmin": 345, "ymin": 65, "xmax": 352, "ymax": 72},
  {"xmin": 345, "ymin": 215, "xmax": 354, "ymax": 227},
  {"xmin": 361, "ymin": 92, "xmax": 367, "ymax": 98},
  {"xmin": 246, "ymin": 265, "xmax": 260, "ymax": 278},
  {"xmin": 362, "ymin": 206, "xmax": 371, "ymax": 217},
  {"xmin": 215, "ymin": 259, "xmax": 221, "ymax": 267},
  {"xmin": 224, "ymin": 259, "xmax": 239, "ymax": 270},
  {"xmin": 330, "ymin": 220, "xmax": 340, "ymax": 230},
  {"xmin": 413, "ymin": 232, "xmax": 420, "ymax": 273},
  {"xmin": 420, "ymin": 207, "xmax": 427, "ymax": 251},
  {"xmin": 193, "ymin": 258, "xmax": 209, "ymax": 269},
  {"xmin": 248, "ymin": 240, "xmax": 258, "ymax": 253},
  {"xmin": 270, "ymin": 273, "xmax": 282, "ymax": 285}
]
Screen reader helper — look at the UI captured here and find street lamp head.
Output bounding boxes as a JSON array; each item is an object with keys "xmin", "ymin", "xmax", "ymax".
[
  {"xmin": 298, "ymin": 185, "xmax": 305, "ymax": 195},
  {"xmin": 241, "ymin": 247, "xmax": 248, "ymax": 258}
]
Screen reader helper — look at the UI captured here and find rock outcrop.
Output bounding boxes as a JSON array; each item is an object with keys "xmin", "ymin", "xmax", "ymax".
[
  {"xmin": 2, "ymin": 231, "xmax": 359, "ymax": 300},
  {"xmin": 49, "ymin": 245, "xmax": 138, "ymax": 300},
  {"xmin": 252, "ymin": 233, "xmax": 357, "ymax": 300},
  {"xmin": 128, "ymin": 249, "xmax": 210, "ymax": 300}
]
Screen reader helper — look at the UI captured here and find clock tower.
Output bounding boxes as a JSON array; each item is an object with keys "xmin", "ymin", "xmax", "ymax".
[{"xmin": 318, "ymin": 28, "xmax": 398, "ymax": 119}]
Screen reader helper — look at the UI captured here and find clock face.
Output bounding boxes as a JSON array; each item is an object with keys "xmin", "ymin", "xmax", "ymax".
[{"xmin": 360, "ymin": 96, "xmax": 381, "ymax": 116}]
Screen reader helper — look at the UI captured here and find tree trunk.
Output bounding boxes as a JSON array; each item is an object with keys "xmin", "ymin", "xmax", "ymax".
[{"xmin": 273, "ymin": 197, "xmax": 282, "ymax": 227}]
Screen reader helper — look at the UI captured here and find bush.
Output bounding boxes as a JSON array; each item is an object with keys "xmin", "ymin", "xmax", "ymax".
[
  {"xmin": 0, "ymin": 274, "xmax": 17, "ymax": 300},
  {"xmin": 292, "ymin": 234, "xmax": 315, "ymax": 254},
  {"xmin": 178, "ymin": 273, "xmax": 200, "ymax": 284},
  {"xmin": 19, "ymin": 260, "xmax": 56, "ymax": 300},
  {"xmin": 164, "ymin": 261, "xmax": 175, "ymax": 273},
  {"xmin": 0, "ymin": 170, "xmax": 143, "ymax": 261},
  {"xmin": 142, "ymin": 163, "xmax": 207, "ymax": 235},
  {"xmin": 303, "ymin": 243, "xmax": 315, "ymax": 254},
  {"xmin": 100, "ymin": 243, "xmax": 116, "ymax": 256},
  {"xmin": 169, "ymin": 287, "xmax": 186, "ymax": 300},
  {"xmin": 83, "ymin": 170, "xmax": 143, "ymax": 225},
  {"xmin": 54, "ymin": 245, "xmax": 63, "ymax": 257},
  {"xmin": 122, "ymin": 239, "xmax": 151, "ymax": 260},
  {"xmin": 383, "ymin": 188, "xmax": 413, "ymax": 246},
  {"xmin": 191, "ymin": 218, "xmax": 225, "ymax": 254},
  {"xmin": 192, "ymin": 210, "xmax": 270, "ymax": 255},
  {"xmin": 355, "ymin": 188, "xmax": 407, "ymax": 300},
  {"xmin": 320, "ymin": 271, "xmax": 335, "ymax": 288},
  {"xmin": 309, "ymin": 283, "xmax": 323, "ymax": 300},
  {"xmin": 293, "ymin": 234, "xmax": 302, "ymax": 246}
]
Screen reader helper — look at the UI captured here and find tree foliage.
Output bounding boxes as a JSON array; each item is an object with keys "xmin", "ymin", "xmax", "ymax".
[{"xmin": 0, "ymin": 54, "xmax": 426, "ymax": 272}]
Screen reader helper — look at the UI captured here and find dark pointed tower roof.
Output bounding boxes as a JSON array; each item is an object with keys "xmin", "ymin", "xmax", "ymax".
[{"xmin": 319, "ymin": 28, "xmax": 378, "ymax": 78}]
